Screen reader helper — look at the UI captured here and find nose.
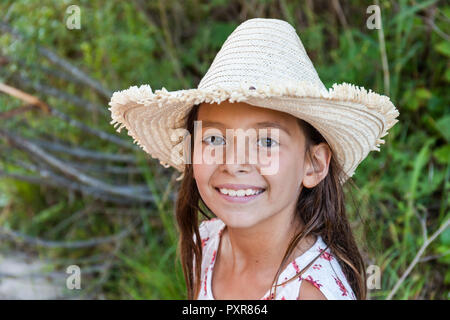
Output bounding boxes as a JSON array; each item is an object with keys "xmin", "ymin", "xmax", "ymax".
[
  {"xmin": 220, "ymin": 134, "xmax": 252, "ymax": 175},
  {"xmin": 221, "ymin": 162, "xmax": 251, "ymax": 175}
]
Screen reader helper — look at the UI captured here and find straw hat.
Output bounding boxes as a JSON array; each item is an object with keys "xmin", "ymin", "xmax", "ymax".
[{"xmin": 108, "ymin": 18, "xmax": 400, "ymax": 184}]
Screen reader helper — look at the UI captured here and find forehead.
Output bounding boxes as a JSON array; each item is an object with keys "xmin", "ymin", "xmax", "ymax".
[{"xmin": 197, "ymin": 101, "xmax": 300, "ymax": 130}]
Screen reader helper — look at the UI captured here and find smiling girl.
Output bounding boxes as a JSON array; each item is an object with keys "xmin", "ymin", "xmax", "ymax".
[
  {"xmin": 109, "ymin": 18, "xmax": 400, "ymax": 300},
  {"xmin": 178, "ymin": 100, "xmax": 361, "ymax": 300}
]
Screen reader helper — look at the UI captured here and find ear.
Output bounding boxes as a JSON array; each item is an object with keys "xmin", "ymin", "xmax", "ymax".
[{"xmin": 302, "ymin": 142, "xmax": 332, "ymax": 188}]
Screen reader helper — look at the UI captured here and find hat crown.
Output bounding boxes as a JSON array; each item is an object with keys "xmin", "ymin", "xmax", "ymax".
[{"xmin": 198, "ymin": 18, "xmax": 326, "ymax": 91}]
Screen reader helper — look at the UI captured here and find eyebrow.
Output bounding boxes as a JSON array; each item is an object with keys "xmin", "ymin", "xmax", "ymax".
[{"xmin": 200, "ymin": 120, "xmax": 291, "ymax": 136}]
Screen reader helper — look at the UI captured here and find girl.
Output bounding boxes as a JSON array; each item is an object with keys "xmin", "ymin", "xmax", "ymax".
[{"xmin": 109, "ymin": 18, "xmax": 400, "ymax": 300}]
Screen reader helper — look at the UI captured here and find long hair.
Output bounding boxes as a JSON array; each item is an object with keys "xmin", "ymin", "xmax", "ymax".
[{"xmin": 175, "ymin": 102, "xmax": 367, "ymax": 300}]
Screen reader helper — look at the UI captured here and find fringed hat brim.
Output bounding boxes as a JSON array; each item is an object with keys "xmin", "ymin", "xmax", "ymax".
[{"xmin": 108, "ymin": 81, "xmax": 400, "ymax": 184}]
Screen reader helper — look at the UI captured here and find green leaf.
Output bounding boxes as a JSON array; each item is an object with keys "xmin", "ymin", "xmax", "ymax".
[
  {"xmin": 409, "ymin": 138, "xmax": 434, "ymax": 202},
  {"xmin": 209, "ymin": 22, "xmax": 238, "ymax": 49},
  {"xmin": 435, "ymin": 41, "xmax": 450, "ymax": 58},
  {"xmin": 415, "ymin": 88, "xmax": 432, "ymax": 100},
  {"xmin": 435, "ymin": 115, "xmax": 450, "ymax": 142},
  {"xmin": 31, "ymin": 201, "xmax": 66, "ymax": 225},
  {"xmin": 389, "ymin": 0, "xmax": 439, "ymax": 26},
  {"xmin": 440, "ymin": 227, "xmax": 450, "ymax": 246},
  {"xmin": 433, "ymin": 145, "xmax": 450, "ymax": 165},
  {"xmin": 445, "ymin": 69, "xmax": 450, "ymax": 83},
  {"xmin": 445, "ymin": 270, "xmax": 450, "ymax": 285}
]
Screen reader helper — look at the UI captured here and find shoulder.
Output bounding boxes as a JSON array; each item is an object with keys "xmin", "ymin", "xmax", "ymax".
[
  {"xmin": 296, "ymin": 236, "xmax": 357, "ymax": 300},
  {"xmin": 297, "ymin": 279, "xmax": 328, "ymax": 300}
]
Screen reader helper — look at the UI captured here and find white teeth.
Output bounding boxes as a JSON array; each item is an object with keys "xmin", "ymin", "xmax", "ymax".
[{"xmin": 218, "ymin": 188, "xmax": 264, "ymax": 197}]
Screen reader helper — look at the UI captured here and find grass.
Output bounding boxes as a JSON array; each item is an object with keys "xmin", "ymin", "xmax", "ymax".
[{"xmin": 0, "ymin": 0, "xmax": 448, "ymax": 300}]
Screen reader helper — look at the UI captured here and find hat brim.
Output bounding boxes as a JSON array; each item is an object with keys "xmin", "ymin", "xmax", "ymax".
[{"xmin": 108, "ymin": 81, "xmax": 400, "ymax": 184}]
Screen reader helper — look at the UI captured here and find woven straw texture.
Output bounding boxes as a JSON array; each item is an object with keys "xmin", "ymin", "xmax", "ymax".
[{"xmin": 109, "ymin": 18, "xmax": 400, "ymax": 184}]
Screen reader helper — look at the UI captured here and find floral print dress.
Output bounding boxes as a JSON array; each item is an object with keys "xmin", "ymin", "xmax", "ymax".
[{"xmin": 196, "ymin": 218, "xmax": 356, "ymax": 300}]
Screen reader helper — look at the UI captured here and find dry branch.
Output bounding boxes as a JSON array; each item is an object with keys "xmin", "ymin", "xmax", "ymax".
[
  {"xmin": 49, "ymin": 107, "xmax": 135, "ymax": 150},
  {"xmin": 0, "ymin": 82, "xmax": 50, "ymax": 113},
  {"xmin": 0, "ymin": 21, "xmax": 113, "ymax": 99},
  {"xmin": 0, "ymin": 104, "xmax": 39, "ymax": 119},
  {"xmin": 0, "ymin": 155, "xmax": 158, "ymax": 205},
  {"xmin": 0, "ymin": 225, "xmax": 132, "ymax": 249},
  {"xmin": 29, "ymin": 137, "xmax": 137, "ymax": 163},
  {"xmin": 386, "ymin": 218, "xmax": 450, "ymax": 300},
  {"xmin": 0, "ymin": 81, "xmax": 133, "ymax": 150},
  {"xmin": 18, "ymin": 74, "xmax": 108, "ymax": 116},
  {"xmin": 69, "ymin": 161, "xmax": 144, "ymax": 176},
  {"xmin": 0, "ymin": 131, "xmax": 154, "ymax": 202},
  {"xmin": 0, "ymin": 168, "xmax": 147, "ymax": 205}
]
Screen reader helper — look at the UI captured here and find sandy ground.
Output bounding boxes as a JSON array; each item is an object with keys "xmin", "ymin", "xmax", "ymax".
[{"xmin": 0, "ymin": 252, "xmax": 68, "ymax": 299}]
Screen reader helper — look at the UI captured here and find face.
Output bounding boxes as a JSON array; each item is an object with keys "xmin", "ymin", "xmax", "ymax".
[{"xmin": 192, "ymin": 100, "xmax": 319, "ymax": 229}]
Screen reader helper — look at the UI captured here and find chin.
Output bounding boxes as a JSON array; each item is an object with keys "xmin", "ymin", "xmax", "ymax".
[{"xmin": 216, "ymin": 211, "xmax": 265, "ymax": 229}]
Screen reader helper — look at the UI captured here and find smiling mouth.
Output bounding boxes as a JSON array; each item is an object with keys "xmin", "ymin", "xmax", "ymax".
[{"xmin": 214, "ymin": 187, "xmax": 266, "ymax": 197}]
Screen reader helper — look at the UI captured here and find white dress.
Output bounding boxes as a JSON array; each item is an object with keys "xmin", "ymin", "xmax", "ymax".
[{"xmin": 196, "ymin": 218, "xmax": 357, "ymax": 300}]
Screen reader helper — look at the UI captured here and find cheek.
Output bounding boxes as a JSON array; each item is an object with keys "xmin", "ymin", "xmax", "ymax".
[
  {"xmin": 193, "ymin": 163, "xmax": 214, "ymax": 194},
  {"xmin": 269, "ymin": 148, "xmax": 304, "ymax": 191},
  {"xmin": 193, "ymin": 163, "xmax": 206, "ymax": 183}
]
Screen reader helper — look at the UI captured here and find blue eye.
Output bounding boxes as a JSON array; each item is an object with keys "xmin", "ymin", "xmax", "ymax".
[
  {"xmin": 203, "ymin": 135, "xmax": 225, "ymax": 146},
  {"xmin": 258, "ymin": 137, "xmax": 279, "ymax": 148}
]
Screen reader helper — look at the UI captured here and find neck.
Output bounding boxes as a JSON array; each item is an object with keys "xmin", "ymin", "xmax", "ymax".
[{"xmin": 222, "ymin": 207, "xmax": 304, "ymax": 273}]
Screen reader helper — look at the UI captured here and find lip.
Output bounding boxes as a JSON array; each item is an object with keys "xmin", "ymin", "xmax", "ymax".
[
  {"xmin": 214, "ymin": 184, "xmax": 266, "ymax": 191},
  {"xmin": 214, "ymin": 184, "xmax": 266, "ymax": 204}
]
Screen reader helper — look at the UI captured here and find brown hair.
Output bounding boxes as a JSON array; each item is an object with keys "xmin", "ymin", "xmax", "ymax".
[{"xmin": 175, "ymin": 102, "xmax": 367, "ymax": 300}]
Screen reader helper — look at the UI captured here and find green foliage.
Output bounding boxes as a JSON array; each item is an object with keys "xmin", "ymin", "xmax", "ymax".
[{"xmin": 0, "ymin": 0, "xmax": 448, "ymax": 300}]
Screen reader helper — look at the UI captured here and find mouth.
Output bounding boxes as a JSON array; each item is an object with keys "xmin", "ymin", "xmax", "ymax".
[
  {"xmin": 214, "ymin": 186, "xmax": 266, "ymax": 203},
  {"xmin": 214, "ymin": 187, "xmax": 265, "ymax": 197}
]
